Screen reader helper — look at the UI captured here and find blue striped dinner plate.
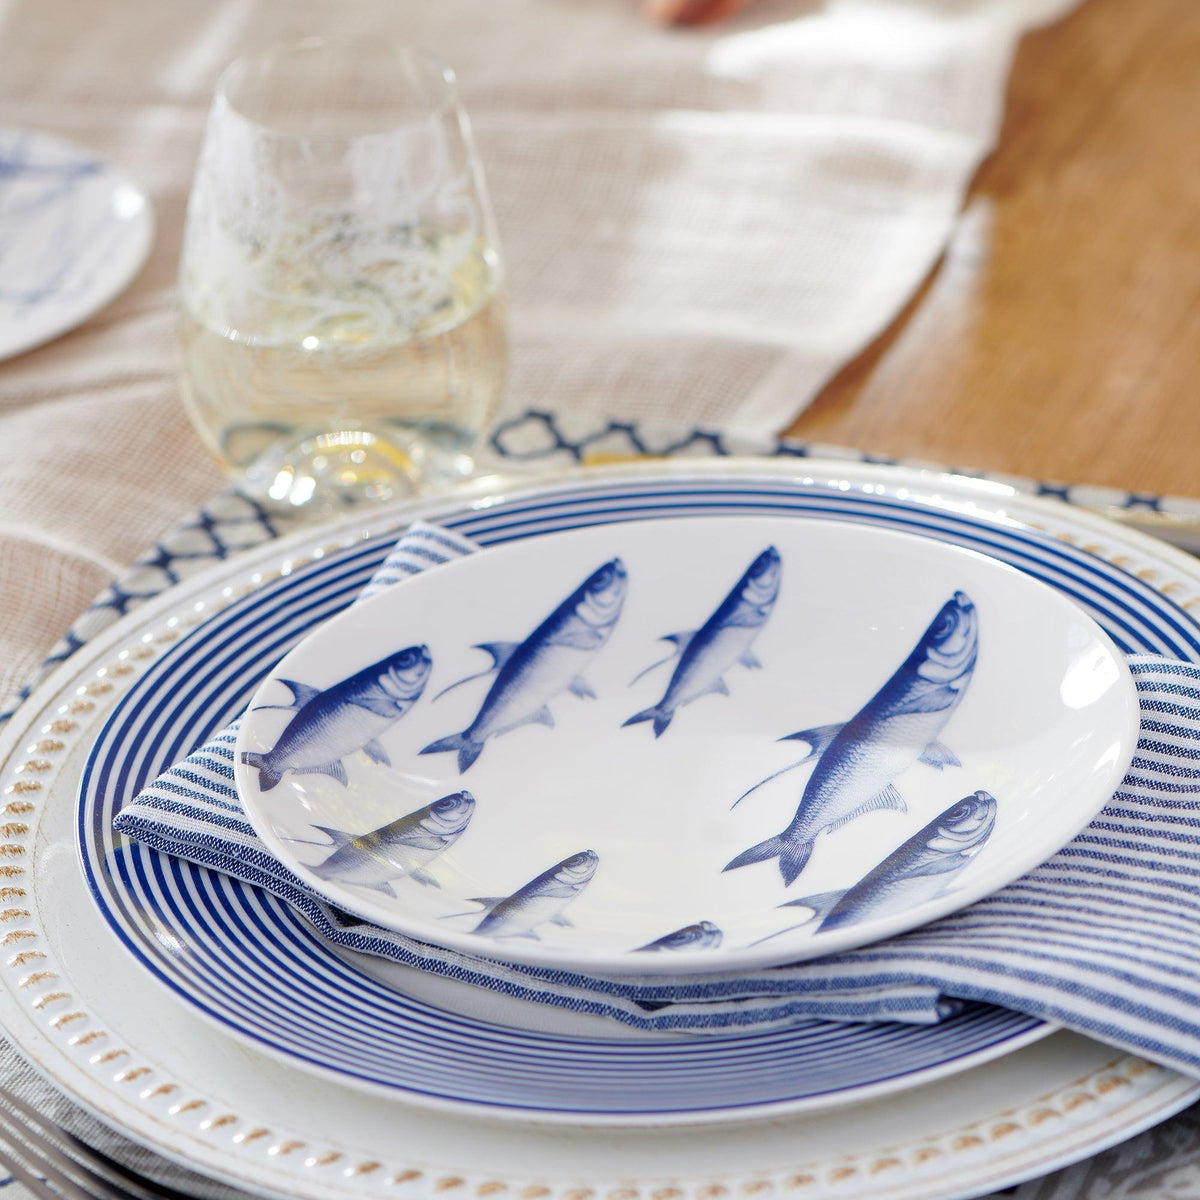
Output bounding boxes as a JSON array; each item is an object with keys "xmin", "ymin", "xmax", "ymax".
[{"xmin": 77, "ymin": 470, "xmax": 1200, "ymax": 1122}]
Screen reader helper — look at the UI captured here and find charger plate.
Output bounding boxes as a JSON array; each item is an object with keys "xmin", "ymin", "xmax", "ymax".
[{"xmin": 0, "ymin": 460, "xmax": 1195, "ymax": 1198}]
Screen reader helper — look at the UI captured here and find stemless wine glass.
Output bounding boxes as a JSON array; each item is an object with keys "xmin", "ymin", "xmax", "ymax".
[{"xmin": 178, "ymin": 38, "xmax": 507, "ymax": 511}]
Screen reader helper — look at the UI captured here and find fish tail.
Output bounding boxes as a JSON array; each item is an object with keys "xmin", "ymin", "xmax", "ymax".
[
  {"xmin": 622, "ymin": 705, "xmax": 673, "ymax": 738},
  {"xmin": 780, "ymin": 888, "xmax": 845, "ymax": 924},
  {"xmin": 458, "ymin": 740, "xmax": 484, "ymax": 772},
  {"xmin": 420, "ymin": 731, "xmax": 484, "ymax": 774},
  {"xmin": 724, "ymin": 830, "xmax": 814, "ymax": 884},
  {"xmin": 724, "ymin": 832, "xmax": 787, "ymax": 872},
  {"xmin": 778, "ymin": 836, "xmax": 815, "ymax": 886},
  {"xmin": 240, "ymin": 751, "xmax": 281, "ymax": 792}
]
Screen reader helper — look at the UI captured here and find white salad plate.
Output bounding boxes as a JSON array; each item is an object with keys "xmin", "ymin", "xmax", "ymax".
[
  {"xmin": 0, "ymin": 129, "xmax": 153, "ymax": 360},
  {"xmin": 1, "ymin": 459, "xmax": 1193, "ymax": 1200},
  {"xmin": 234, "ymin": 517, "xmax": 1138, "ymax": 974}
]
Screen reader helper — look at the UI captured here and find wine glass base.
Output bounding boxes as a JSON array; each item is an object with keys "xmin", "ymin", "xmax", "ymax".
[{"xmin": 237, "ymin": 428, "xmax": 476, "ymax": 517}]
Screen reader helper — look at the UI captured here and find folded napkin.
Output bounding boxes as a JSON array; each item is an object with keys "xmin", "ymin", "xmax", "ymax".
[{"xmin": 114, "ymin": 525, "xmax": 1200, "ymax": 1077}]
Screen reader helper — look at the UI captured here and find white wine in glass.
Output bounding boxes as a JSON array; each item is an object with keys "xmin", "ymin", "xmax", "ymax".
[{"xmin": 178, "ymin": 39, "xmax": 508, "ymax": 511}]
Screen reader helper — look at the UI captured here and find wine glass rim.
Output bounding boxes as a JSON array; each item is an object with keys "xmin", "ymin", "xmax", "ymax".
[{"xmin": 215, "ymin": 36, "xmax": 460, "ymax": 132}]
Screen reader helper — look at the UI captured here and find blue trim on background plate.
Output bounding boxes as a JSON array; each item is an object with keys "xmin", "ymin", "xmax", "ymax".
[{"xmin": 77, "ymin": 473, "xmax": 1200, "ymax": 1119}]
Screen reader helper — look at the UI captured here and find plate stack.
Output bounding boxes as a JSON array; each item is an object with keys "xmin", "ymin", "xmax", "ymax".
[{"xmin": 6, "ymin": 461, "xmax": 1199, "ymax": 1200}]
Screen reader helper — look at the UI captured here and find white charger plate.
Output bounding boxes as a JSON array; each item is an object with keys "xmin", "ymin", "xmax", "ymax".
[
  {"xmin": 4, "ymin": 460, "xmax": 1197, "ymax": 1198},
  {"xmin": 0, "ymin": 129, "xmax": 153, "ymax": 360},
  {"xmin": 234, "ymin": 517, "xmax": 1138, "ymax": 974}
]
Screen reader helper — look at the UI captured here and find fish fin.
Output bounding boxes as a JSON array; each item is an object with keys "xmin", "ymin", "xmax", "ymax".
[
  {"xmin": 420, "ymin": 732, "xmax": 484, "ymax": 774},
  {"xmin": 457, "ymin": 740, "xmax": 484, "ymax": 772},
  {"xmin": 240, "ymin": 751, "xmax": 282, "ymax": 792},
  {"xmin": 281, "ymin": 679, "xmax": 323, "ymax": 708},
  {"xmin": 310, "ymin": 824, "xmax": 354, "ymax": 850},
  {"xmin": 441, "ymin": 896, "xmax": 501, "ymax": 920},
  {"xmin": 549, "ymin": 913, "xmax": 574, "ymax": 927},
  {"xmin": 408, "ymin": 868, "xmax": 440, "ymax": 888},
  {"xmin": 431, "ymin": 642, "xmax": 521, "ymax": 702},
  {"xmin": 630, "ymin": 652, "xmax": 678, "ymax": 686},
  {"xmin": 778, "ymin": 838, "xmax": 815, "ymax": 885},
  {"xmin": 777, "ymin": 722, "xmax": 845, "ymax": 757},
  {"xmin": 748, "ymin": 922, "xmax": 810, "ymax": 948},
  {"xmin": 892, "ymin": 681, "xmax": 963, "ymax": 716},
  {"xmin": 475, "ymin": 642, "xmax": 520, "ymax": 669},
  {"xmin": 919, "ymin": 741, "xmax": 961, "ymax": 769},
  {"xmin": 361, "ymin": 738, "xmax": 390, "ymax": 766},
  {"xmin": 623, "ymin": 705, "xmax": 673, "ymax": 737},
  {"xmin": 730, "ymin": 755, "xmax": 812, "ymax": 809},
  {"xmin": 568, "ymin": 676, "xmax": 597, "ymax": 700},
  {"xmin": 347, "ymin": 690, "xmax": 403, "ymax": 717},
  {"xmin": 298, "ymin": 760, "xmax": 349, "ymax": 786},
  {"xmin": 401, "ymin": 833, "xmax": 449, "ymax": 852},
  {"xmin": 432, "ymin": 669, "xmax": 493, "ymax": 702},
  {"xmin": 249, "ymin": 679, "xmax": 322, "ymax": 712},
  {"xmin": 363, "ymin": 880, "xmax": 398, "ymax": 898},
  {"xmin": 504, "ymin": 930, "xmax": 541, "ymax": 940},
  {"xmin": 701, "ymin": 676, "xmax": 730, "ymax": 698},
  {"xmin": 495, "ymin": 706, "xmax": 555, "ymax": 736},
  {"xmin": 824, "ymin": 784, "xmax": 907, "ymax": 834},
  {"xmin": 724, "ymin": 833, "xmax": 787, "ymax": 872},
  {"xmin": 551, "ymin": 627, "xmax": 605, "ymax": 651},
  {"xmin": 661, "ymin": 631, "xmax": 695, "ymax": 651},
  {"xmin": 779, "ymin": 889, "xmax": 845, "ymax": 922},
  {"xmin": 740, "ymin": 650, "xmax": 763, "ymax": 669}
]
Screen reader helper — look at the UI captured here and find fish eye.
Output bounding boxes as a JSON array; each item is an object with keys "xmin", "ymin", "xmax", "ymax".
[
  {"xmin": 565, "ymin": 852, "xmax": 590, "ymax": 868},
  {"xmin": 932, "ymin": 611, "xmax": 958, "ymax": 639}
]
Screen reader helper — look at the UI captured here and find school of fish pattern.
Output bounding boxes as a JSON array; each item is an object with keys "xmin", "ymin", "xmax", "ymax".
[{"xmin": 250, "ymin": 548, "xmax": 999, "ymax": 955}]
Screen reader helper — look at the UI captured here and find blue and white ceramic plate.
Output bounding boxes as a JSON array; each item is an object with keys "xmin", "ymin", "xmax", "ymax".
[
  {"xmin": 78, "ymin": 465, "xmax": 1200, "ymax": 1122},
  {"xmin": 0, "ymin": 129, "xmax": 153, "ymax": 361},
  {"xmin": 235, "ymin": 516, "xmax": 1138, "ymax": 974}
]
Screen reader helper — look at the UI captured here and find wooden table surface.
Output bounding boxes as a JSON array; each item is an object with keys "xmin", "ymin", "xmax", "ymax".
[{"xmin": 785, "ymin": 0, "xmax": 1200, "ymax": 498}]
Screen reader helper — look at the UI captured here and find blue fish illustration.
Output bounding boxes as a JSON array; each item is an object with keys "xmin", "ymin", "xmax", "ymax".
[
  {"xmin": 624, "ymin": 547, "xmax": 781, "ymax": 737},
  {"xmin": 455, "ymin": 851, "xmax": 599, "ymax": 940},
  {"xmin": 635, "ymin": 920, "xmax": 723, "ymax": 952},
  {"xmin": 726, "ymin": 591, "xmax": 978, "ymax": 885},
  {"xmin": 421, "ymin": 561, "xmax": 628, "ymax": 772},
  {"xmin": 240, "ymin": 645, "xmax": 432, "ymax": 791},
  {"xmin": 300, "ymin": 791, "xmax": 476, "ymax": 897},
  {"xmin": 755, "ymin": 791, "xmax": 997, "ymax": 942}
]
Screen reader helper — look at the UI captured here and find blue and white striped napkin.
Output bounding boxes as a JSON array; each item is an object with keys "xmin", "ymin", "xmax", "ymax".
[{"xmin": 114, "ymin": 523, "xmax": 1200, "ymax": 1078}]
